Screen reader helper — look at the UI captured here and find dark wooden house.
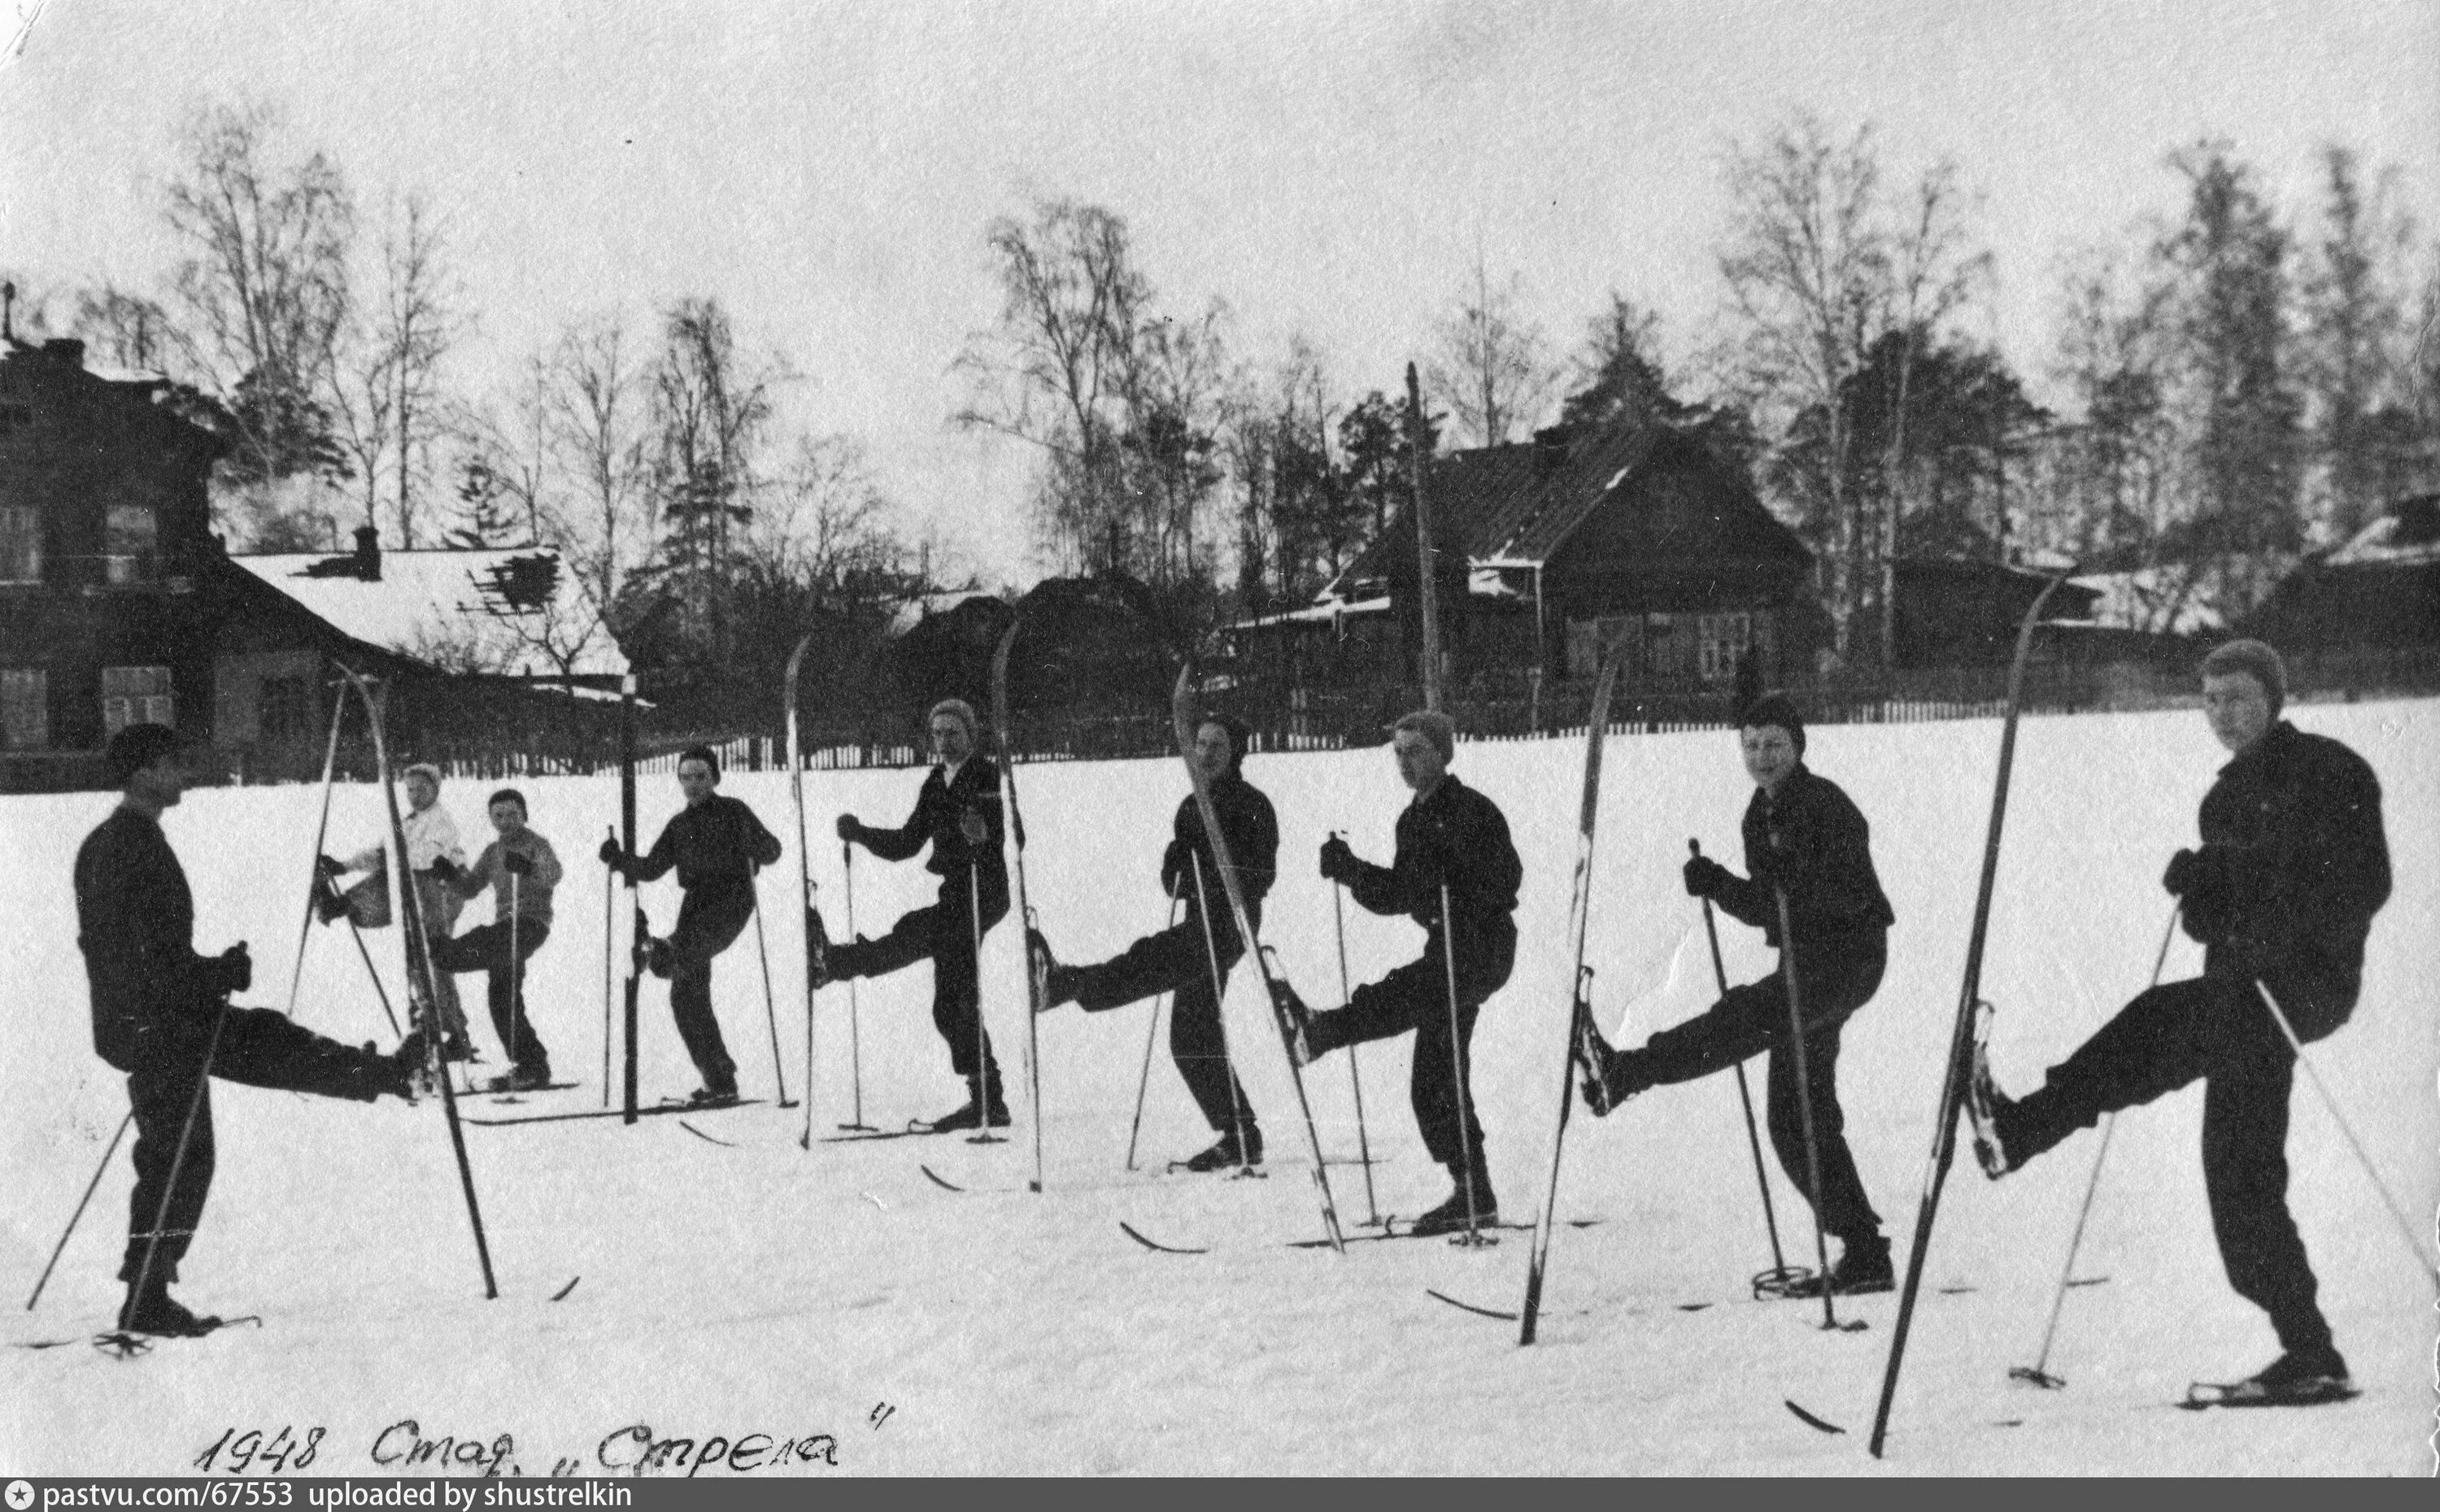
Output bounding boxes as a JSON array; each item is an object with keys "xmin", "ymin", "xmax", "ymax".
[
  {"xmin": 0, "ymin": 334, "xmax": 620, "ymax": 791},
  {"xmin": 1230, "ymin": 420, "xmax": 1814, "ymax": 692},
  {"xmin": 2243, "ymin": 493, "xmax": 2440, "ymax": 651}
]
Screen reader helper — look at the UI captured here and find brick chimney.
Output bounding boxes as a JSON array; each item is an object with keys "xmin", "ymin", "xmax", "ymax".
[{"xmin": 352, "ymin": 525, "xmax": 381, "ymax": 582}]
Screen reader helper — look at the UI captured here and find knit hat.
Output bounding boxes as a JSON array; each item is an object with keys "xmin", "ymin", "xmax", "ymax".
[
  {"xmin": 927, "ymin": 698, "xmax": 981, "ymax": 745},
  {"xmin": 102, "ymin": 721, "xmax": 178, "ymax": 787},
  {"xmin": 1387, "ymin": 708, "xmax": 1457, "ymax": 762},
  {"xmin": 403, "ymin": 762, "xmax": 442, "ymax": 787},
  {"xmin": 1199, "ymin": 712, "xmax": 1253, "ymax": 776},
  {"xmin": 678, "ymin": 745, "xmax": 721, "ymax": 778},
  {"xmin": 1737, "ymin": 692, "xmax": 1806, "ymax": 756},
  {"xmin": 2199, "ymin": 638, "xmax": 2286, "ymax": 717}
]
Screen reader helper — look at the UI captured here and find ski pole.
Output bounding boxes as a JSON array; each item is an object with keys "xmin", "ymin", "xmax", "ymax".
[
  {"xmin": 749, "ymin": 874, "xmax": 793, "ymax": 1108},
  {"xmin": 1123, "ymin": 888, "xmax": 1184, "ymax": 1171},
  {"xmin": 1189, "ymin": 854, "xmax": 1255, "ymax": 1176},
  {"xmin": 2012, "ymin": 904, "xmax": 2181, "ymax": 1388},
  {"xmin": 1331, "ymin": 863, "xmax": 1381, "ymax": 1227},
  {"xmin": 1440, "ymin": 883, "xmax": 1490, "ymax": 1246},
  {"xmin": 1693, "ymin": 839, "xmax": 1793, "ymax": 1291},
  {"xmin": 1769, "ymin": 864, "xmax": 1849, "ymax": 1331},
  {"xmin": 284, "ymin": 685, "xmax": 349, "ymax": 1022},
  {"xmin": 2254, "ymin": 978, "xmax": 2440, "ymax": 1292},
  {"xmin": 839, "ymin": 843, "xmax": 873, "ymax": 1131},
  {"xmin": 25, "ymin": 1110, "xmax": 133, "ymax": 1312},
  {"xmin": 342, "ymin": 913, "xmax": 403, "ymax": 1039}
]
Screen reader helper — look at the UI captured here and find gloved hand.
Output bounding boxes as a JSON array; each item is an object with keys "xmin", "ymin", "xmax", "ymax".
[
  {"xmin": 2163, "ymin": 847, "xmax": 2220, "ymax": 898},
  {"xmin": 835, "ymin": 814, "xmax": 862, "ymax": 843},
  {"xmin": 502, "ymin": 850, "xmax": 534, "ymax": 878},
  {"xmin": 316, "ymin": 853, "xmax": 346, "ymax": 878},
  {"xmin": 425, "ymin": 856, "xmax": 461, "ymax": 882},
  {"xmin": 1318, "ymin": 834, "xmax": 1358, "ymax": 886},
  {"xmin": 597, "ymin": 837, "xmax": 624, "ymax": 869},
  {"xmin": 1683, "ymin": 854, "xmax": 1732, "ymax": 900},
  {"xmin": 204, "ymin": 943, "xmax": 252, "ymax": 997},
  {"xmin": 1160, "ymin": 839, "xmax": 1188, "ymax": 900}
]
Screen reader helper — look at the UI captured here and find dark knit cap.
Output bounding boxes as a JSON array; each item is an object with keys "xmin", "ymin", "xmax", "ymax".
[
  {"xmin": 103, "ymin": 722, "xmax": 179, "ymax": 787},
  {"xmin": 678, "ymin": 745, "xmax": 721, "ymax": 777},
  {"xmin": 1737, "ymin": 692, "xmax": 1806, "ymax": 756},
  {"xmin": 2200, "ymin": 638, "xmax": 2286, "ymax": 717},
  {"xmin": 1200, "ymin": 712, "xmax": 1253, "ymax": 776}
]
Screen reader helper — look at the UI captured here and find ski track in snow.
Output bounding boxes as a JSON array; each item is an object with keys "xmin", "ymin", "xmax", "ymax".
[{"xmin": 4, "ymin": 700, "xmax": 2433, "ymax": 1475}]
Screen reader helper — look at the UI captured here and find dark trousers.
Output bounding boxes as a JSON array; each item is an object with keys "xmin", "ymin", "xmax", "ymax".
[
  {"xmin": 429, "ymin": 919, "xmax": 552, "ymax": 1074},
  {"xmin": 2001, "ymin": 974, "xmax": 2333, "ymax": 1354},
  {"xmin": 1069, "ymin": 903, "xmax": 1256, "ymax": 1138},
  {"xmin": 664, "ymin": 882, "xmax": 756, "ymax": 1092},
  {"xmin": 120, "ymin": 1006, "xmax": 388, "ymax": 1284},
  {"xmin": 831, "ymin": 869, "xmax": 1008, "ymax": 1085},
  {"xmin": 1636, "ymin": 939, "xmax": 1886, "ymax": 1243},
  {"xmin": 1314, "ymin": 931, "xmax": 1511, "ymax": 1175}
]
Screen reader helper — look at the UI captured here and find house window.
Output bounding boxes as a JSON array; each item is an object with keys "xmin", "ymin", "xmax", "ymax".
[
  {"xmin": 103, "ymin": 505, "xmax": 158, "ymax": 586},
  {"xmin": 0, "ymin": 506, "xmax": 38, "ymax": 584},
  {"xmin": 259, "ymin": 673, "xmax": 314, "ymax": 744},
  {"xmin": 1697, "ymin": 612, "xmax": 1753, "ymax": 683},
  {"xmin": 2, "ymin": 669, "xmax": 46, "ymax": 750},
  {"xmin": 101, "ymin": 665, "xmax": 173, "ymax": 734}
]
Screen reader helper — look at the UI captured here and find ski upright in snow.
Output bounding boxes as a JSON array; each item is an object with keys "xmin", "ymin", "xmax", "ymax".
[
  {"xmin": 1517, "ymin": 652, "xmax": 1619, "ymax": 1345},
  {"xmin": 1171, "ymin": 660, "xmax": 1344, "ymax": 1253},
  {"xmin": 618, "ymin": 674, "xmax": 643, "ymax": 1124},
  {"xmin": 991, "ymin": 617, "xmax": 1047, "ymax": 1194},
  {"xmin": 338, "ymin": 666, "xmax": 498, "ymax": 1299},
  {"xmin": 1867, "ymin": 573, "xmax": 2068, "ymax": 1458},
  {"xmin": 784, "ymin": 630, "xmax": 819, "ymax": 1149}
]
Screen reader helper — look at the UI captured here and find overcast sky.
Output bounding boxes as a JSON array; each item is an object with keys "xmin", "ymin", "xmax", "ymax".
[{"xmin": 3, "ymin": 0, "xmax": 2433, "ymax": 583}]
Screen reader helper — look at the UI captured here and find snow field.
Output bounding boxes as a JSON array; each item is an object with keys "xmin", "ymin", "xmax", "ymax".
[{"xmin": 2, "ymin": 699, "xmax": 2433, "ymax": 1474}]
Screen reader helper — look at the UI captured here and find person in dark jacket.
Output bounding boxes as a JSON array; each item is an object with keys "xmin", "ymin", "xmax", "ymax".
[
  {"xmin": 812, "ymin": 699, "xmax": 1011, "ymax": 1131},
  {"xmin": 1271, "ymin": 709, "xmax": 1522, "ymax": 1236},
  {"xmin": 1028, "ymin": 714, "xmax": 1278, "ymax": 1171},
  {"xmin": 1967, "ymin": 639, "xmax": 2390, "ymax": 1405},
  {"xmin": 429, "ymin": 789, "xmax": 563, "ymax": 1093},
  {"xmin": 1579, "ymin": 693, "xmax": 1898, "ymax": 1296},
  {"xmin": 74, "ymin": 724, "xmax": 423, "ymax": 1337},
  {"xmin": 600, "ymin": 747, "xmax": 783, "ymax": 1106}
]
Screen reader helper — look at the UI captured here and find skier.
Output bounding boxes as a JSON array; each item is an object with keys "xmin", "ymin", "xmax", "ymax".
[
  {"xmin": 428, "ymin": 789, "xmax": 564, "ymax": 1093},
  {"xmin": 1578, "ymin": 693, "xmax": 1898, "ymax": 1296},
  {"xmin": 600, "ymin": 748, "xmax": 783, "ymax": 1108},
  {"xmin": 1966, "ymin": 639, "xmax": 2390, "ymax": 1405},
  {"xmin": 810, "ymin": 699, "xmax": 1011, "ymax": 1131},
  {"xmin": 1270, "ymin": 709, "xmax": 1521, "ymax": 1236},
  {"xmin": 1027, "ymin": 713, "xmax": 1277, "ymax": 1170},
  {"xmin": 74, "ymin": 723, "xmax": 424, "ymax": 1336},
  {"xmin": 320, "ymin": 761, "xmax": 473, "ymax": 1061}
]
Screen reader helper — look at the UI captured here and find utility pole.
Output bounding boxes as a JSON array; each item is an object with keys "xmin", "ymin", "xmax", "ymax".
[{"xmin": 1407, "ymin": 363, "xmax": 1442, "ymax": 712}]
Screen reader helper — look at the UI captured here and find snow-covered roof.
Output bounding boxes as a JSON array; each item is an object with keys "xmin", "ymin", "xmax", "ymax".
[
  {"xmin": 232, "ymin": 547, "xmax": 627, "ymax": 679},
  {"xmin": 2325, "ymin": 495, "xmax": 2440, "ymax": 568},
  {"xmin": 2070, "ymin": 568, "xmax": 2225, "ymax": 635},
  {"xmin": 882, "ymin": 590, "xmax": 1002, "ymax": 639}
]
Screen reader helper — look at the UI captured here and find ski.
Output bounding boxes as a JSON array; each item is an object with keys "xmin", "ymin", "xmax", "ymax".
[
  {"xmin": 1518, "ymin": 654, "xmax": 1619, "ymax": 1344},
  {"xmin": 784, "ymin": 630, "xmax": 818, "ymax": 1150},
  {"xmin": 20, "ymin": 1315, "xmax": 264, "ymax": 1353},
  {"xmin": 460, "ymin": 1081, "xmax": 582, "ymax": 1101},
  {"xmin": 991, "ymin": 618, "xmax": 1047, "ymax": 1193},
  {"xmin": 1172, "ymin": 660, "xmax": 1346, "ymax": 1253},
  {"xmin": 618, "ymin": 674, "xmax": 643, "ymax": 1124},
  {"xmin": 339, "ymin": 667, "xmax": 498, "ymax": 1300},
  {"xmin": 2178, "ymin": 1379, "xmax": 2359, "ymax": 1410},
  {"xmin": 1868, "ymin": 573, "xmax": 2069, "ymax": 1458},
  {"xmin": 1117, "ymin": 1218, "xmax": 1601, "ymax": 1256},
  {"xmin": 463, "ymin": 1098, "xmax": 765, "ymax": 1128},
  {"xmin": 816, "ymin": 1123, "xmax": 957, "ymax": 1144}
]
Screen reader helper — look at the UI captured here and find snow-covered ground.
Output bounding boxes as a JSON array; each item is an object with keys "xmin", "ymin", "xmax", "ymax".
[{"xmin": 4, "ymin": 699, "xmax": 2433, "ymax": 1476}]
